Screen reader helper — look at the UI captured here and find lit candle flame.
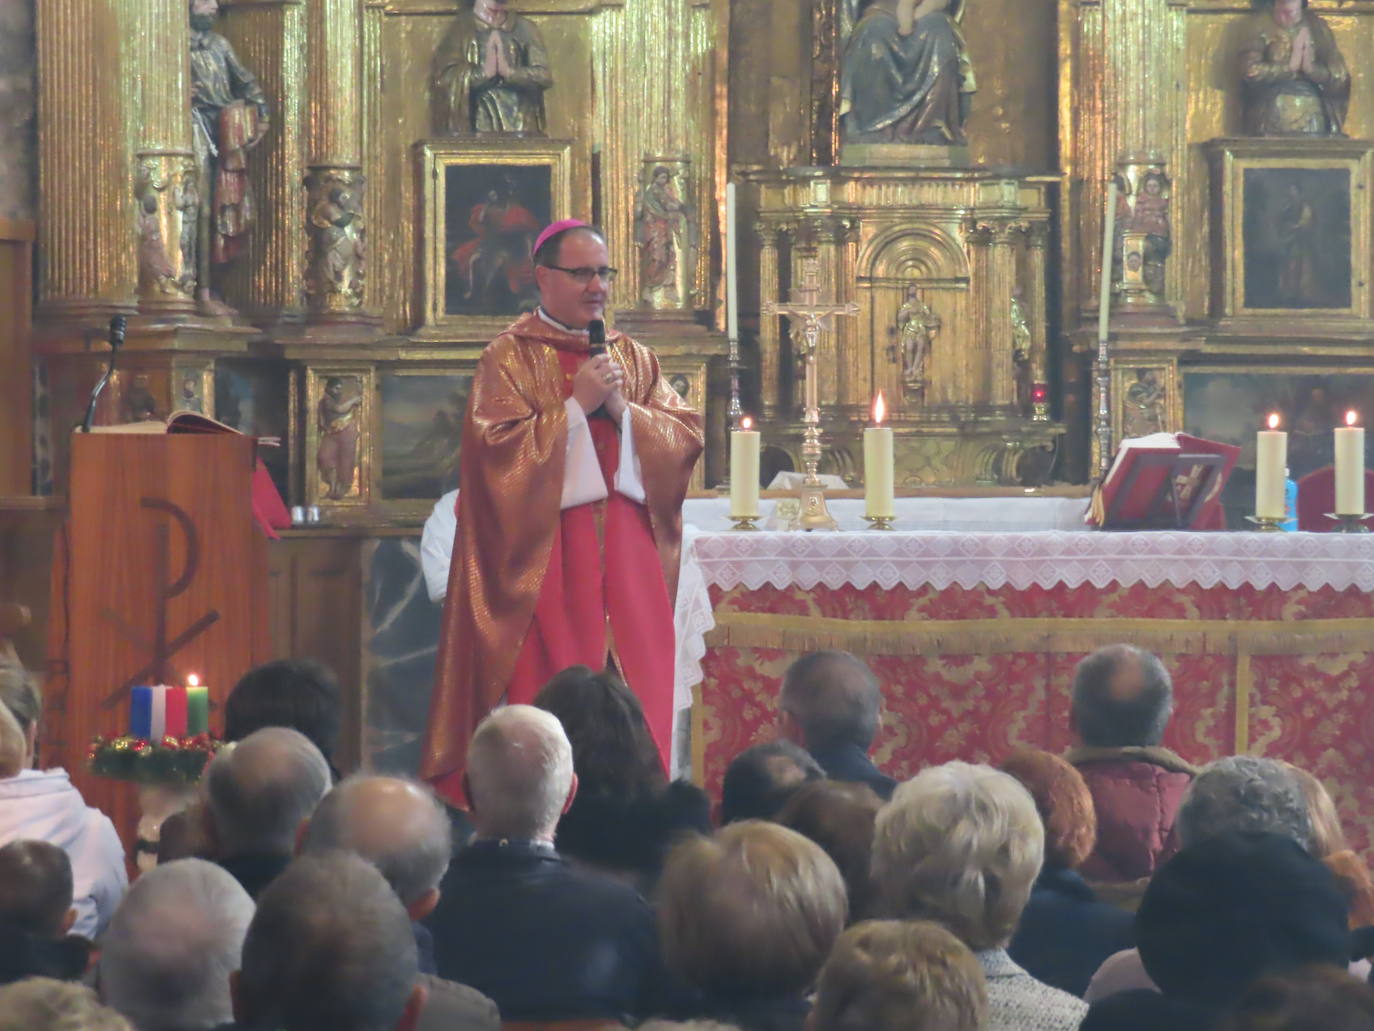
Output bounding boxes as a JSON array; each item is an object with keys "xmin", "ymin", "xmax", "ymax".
[
  {"xmin": 740, "ymin": 416, "xmax": 753, "ymax": 431},
  {"xmin": 873, "ymin": 391, "xmax": 887, "ymax": 426},
  {"xmin": 1266, "ymin": 413, "xmax": 1280, "ymax": 431},
  {"xmin": 187, "ymin": 673, "xmax": 200, "ymax": 688},
  {"xmin": 1346, "ymin": 410, "xmax": 1359, "ymax": 428}
]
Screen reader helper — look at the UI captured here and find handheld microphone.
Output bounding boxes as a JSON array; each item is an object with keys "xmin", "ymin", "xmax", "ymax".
[
  {"xmin": 80, "ymin": 315, "xmax": 127, "ymax": 433},
  {"xmin": 587, "ymin": 319, "xmax": 607, "ymax": 417}
]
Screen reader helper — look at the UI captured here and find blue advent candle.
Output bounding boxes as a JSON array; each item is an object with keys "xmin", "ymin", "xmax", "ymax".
[{"xmin": 129, "ymin": 686, "xmax": 154, "ymax": 739}]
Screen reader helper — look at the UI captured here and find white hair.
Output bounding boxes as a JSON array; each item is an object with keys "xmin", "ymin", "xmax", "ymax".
[
  {"xmin": 871, "ymin": 762, "xmax": 1044, "ymax": 951},
  {"xmin": 302, "ymin": 774, "xmax": 452, "ymax": 906},
  {"xmin": 466, "ymin": 704, "xmax": 573, "ymax": 841},
  {"xmin": 0, "ymin": 978, "xmax": 133, "ymax": 1031},
  {"xmin": 206, "ymin": 726, "xmax": 330, "ymax": 854},
  {"xmin": 1175, "ymin": 755, "xmax": 1312, "ymax": 851},
  {"xmin": 98, "ymin": 859, "xmax": 253, "ymax": 1031}
]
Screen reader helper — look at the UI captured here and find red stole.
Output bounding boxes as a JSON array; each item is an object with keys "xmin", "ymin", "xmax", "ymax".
[{"xmin": 503, "ymin": 349, "xmax": 676, "ymax": 769}]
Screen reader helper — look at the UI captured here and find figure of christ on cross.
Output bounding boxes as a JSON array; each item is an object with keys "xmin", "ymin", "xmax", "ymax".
[
  {"xmin": 421, "ymin": 221, "xmax": 704, "ymax": 804},
  {"xmin": 762, "ymin": 257, "xmax": 859, "ymax": 530}
]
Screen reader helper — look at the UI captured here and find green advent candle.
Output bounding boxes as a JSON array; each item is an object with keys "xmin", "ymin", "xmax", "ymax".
[{"xmin": 186, "ymin": 673, "xmax": 210, "ymax": 736}]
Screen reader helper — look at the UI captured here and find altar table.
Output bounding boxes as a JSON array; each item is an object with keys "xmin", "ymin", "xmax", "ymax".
[{"xmin": 671, "ymin": 527, "xmax": 1374, "ymax": 857}]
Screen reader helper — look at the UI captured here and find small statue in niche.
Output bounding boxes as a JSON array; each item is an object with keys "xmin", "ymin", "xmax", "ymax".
[
  {"xmin": 189, "ymin": 0, "xmax": 270, "ymax": 314},
  {"xmin": 1238, "ymin": 0, "xmax": 1348, "ymax": 137},
  {"xmin": 136, "ymin": 191, "xmax": 178, "ymax": 296},
  {"xmin": 634, "ymin": 163, "xmax": 696, "ymax": 309},
  {"xmin": 839, "ymin": 0, "xmax": 976, "ymax": 146},
  {"xmin": 317, "ymin": 376, "xmax": 364, "ymax": 501},
  {"xmin": 1122, "ymin": 368, "xmax": 1166, "ymax": 438},
  {"xmin": 1011, "ymin": 289, "xmax": 1033, "ymax": 413},
  {"xmin": 892, "ymin": 285, "xmax": 939, "ymax": 397},
  {"xmin": 432, "ymin": 0, "xmax": 552, "ymax": 135}
]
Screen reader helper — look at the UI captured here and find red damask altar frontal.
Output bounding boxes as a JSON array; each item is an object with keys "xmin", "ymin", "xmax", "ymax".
[{"xmin": 674, "ymin": 531, "xmax": 1374, "ymax": 860}]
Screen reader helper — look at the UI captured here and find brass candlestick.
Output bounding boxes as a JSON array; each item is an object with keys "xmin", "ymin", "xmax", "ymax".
[
  {"xmin": 729, "ymin": 514, "xmax": 761, "ymax": 531},
  {"xmin": 862, "ymin": 514, "xmax": 895, "ymax": 531},
  {"xmin": 762, "ymin": 258, "xmax": 858, "ymax": 533},
  {"xmin": 1244, "ymin": 514, "xmax": 1284, "ymax": 532},
  {"xmin": 1325, "ymin": 513, "xmax": 1373, "ymax": 534}
]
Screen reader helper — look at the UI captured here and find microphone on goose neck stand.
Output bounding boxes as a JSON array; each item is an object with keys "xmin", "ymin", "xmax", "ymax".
[
  {"xmin": 587, "ymin": 318, "xmax": 607, "ymax": 418},
  {"xmin": 80, "ymin": 315, "xmax": 127, "ymax": 433}
]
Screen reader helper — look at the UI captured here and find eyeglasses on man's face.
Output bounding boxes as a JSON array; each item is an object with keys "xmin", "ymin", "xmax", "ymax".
[{"xmin": 545, "ymin": 264, "xmax": 619, "ymax": 285}]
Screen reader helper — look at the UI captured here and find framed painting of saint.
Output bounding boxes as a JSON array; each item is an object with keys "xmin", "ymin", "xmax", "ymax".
[
  {"xmin": 1205, "ymin": 139, "xmax": 1372, "ymax": 330},
  {"xmin": 417, "ymin": 138, "xmax": 573, "ymax": 340}
]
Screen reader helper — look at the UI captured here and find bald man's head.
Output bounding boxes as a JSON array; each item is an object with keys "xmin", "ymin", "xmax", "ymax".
[
  {"xmin": 780, "ymin": 651, "xmax": 882, "ymax": 751},
  {"xmin": 301, "ymin": 776, "xmax": 451, "ymax": 910},
  {"xmin": 1071, "ymin": 645, "xmax": 1173, "ymax": 747}
]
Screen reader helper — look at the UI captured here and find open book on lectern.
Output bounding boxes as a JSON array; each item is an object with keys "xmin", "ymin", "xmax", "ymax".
[
  {"xmin": 84, "ymin": 410, "xmax": 290, "ymax": 536},
  {"xmin": 1089, "ymin": 432, "xmax": 1240, "ymax": 530}
]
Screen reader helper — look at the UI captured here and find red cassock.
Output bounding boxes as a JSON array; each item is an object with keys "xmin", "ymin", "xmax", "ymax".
[{"xmin": 422, "ymin": 311, "xmax": 703, "ymax": 805}]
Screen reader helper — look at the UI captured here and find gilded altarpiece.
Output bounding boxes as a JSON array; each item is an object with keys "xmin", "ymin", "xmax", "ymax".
[
  {"xmin": 1059, "ymin": 0, "xmax": 1374, "ymax": 479},
  {"xmin": 749, "ymin": 171, "xmax": 1063, "ymax": 487}
]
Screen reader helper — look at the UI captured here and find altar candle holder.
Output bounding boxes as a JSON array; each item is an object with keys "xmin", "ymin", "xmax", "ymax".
[
  {"xmin": 862, "ymin": 515, "xmax": 895, "ymax": 531},
  {"xmin": 1244, "ymin": 515, "xmax": 1284, "ymax": 533},
  {"xmin": 1324, "ymin": 513, "xmax": 1373, "ymax": 534}
]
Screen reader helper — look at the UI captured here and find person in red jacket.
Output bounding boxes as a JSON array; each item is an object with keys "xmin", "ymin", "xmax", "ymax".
[{"xmin": 1065, "ymin": 645, "xmax": 1198, "ymax": 904}]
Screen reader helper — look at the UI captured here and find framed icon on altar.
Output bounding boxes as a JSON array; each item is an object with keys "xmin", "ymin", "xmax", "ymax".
[
  {"xmin": 1205, "ymin": 139, "xmax": 1373, "ymax": 330},
  {"xmin": 415, "ymin": 138, "xmax": 575, "ymax": 341}
]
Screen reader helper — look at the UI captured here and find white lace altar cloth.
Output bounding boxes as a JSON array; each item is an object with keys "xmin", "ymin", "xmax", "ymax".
[{"xmin": 668, "ymin": 527, "xmax": 1374, "ymax": 772}]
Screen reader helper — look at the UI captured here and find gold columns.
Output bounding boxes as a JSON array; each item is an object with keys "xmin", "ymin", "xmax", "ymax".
[
  {"xmin": 756, "ymin": 222, "xmax": 782, "ymax": 418},
  {"xmin": 133, "ymin": 0, "xmax": 197, "ymax": 313},
  {"xmin": 219, "ymin": 0, "xmax": 306, "ymax": 321},
  {"xmin": 36, "ymin": 0, "xmax": 136, "ymax": 319},
  {"xmin": 304, "ymin": 0, "xmax": 370, "ymax": 324},
  {"xmin": 963, "ymin": 220, "xmax": 1017, "ymax": 414},
  {"xmin": 1022, "ymin": 222, "xmax": 1050, "ymax": 394},
  {"xmin": 1062, "ymin": 0, "xmax": 1186, "ymax": 318}
]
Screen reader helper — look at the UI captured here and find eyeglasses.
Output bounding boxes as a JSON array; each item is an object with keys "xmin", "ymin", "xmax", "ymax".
[{"xmin": 544, "ymin": 264, "xmax": 618, "ymax": 284}]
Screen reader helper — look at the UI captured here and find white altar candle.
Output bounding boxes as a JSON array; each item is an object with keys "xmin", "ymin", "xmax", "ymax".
[
  {"xmin": 726, "ymin": 181, "xmax": 739, "ymax": 343},
  {"xmin": 864, "ymin": 392, "xmax": 895, "ymax": 520},
  {"xmin": 1335, "ymin": 410, "xmax": 1365, "ymax": 515},
  {"xmin": 1255, "ymin": 413, "xmax": 1287, "ymax": 521},
  {"xmin": 1097, "ymin": 179, "xmax": 1117, "ymax": 343},
  {"xmin": 729, "ymin": 416, "xmax": 760, "ymax": 519}
]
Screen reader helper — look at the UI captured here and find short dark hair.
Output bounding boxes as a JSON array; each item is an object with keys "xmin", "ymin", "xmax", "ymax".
[
  {"xmin": 238, "ymin": 853, "xmax": 418, "ymax": 1031},
  {"xmin": 780, "ymin": 651, "xmax": 882, "ymax": 750},
  {"xmin": 721, "ymin": 739, "xmax": 825, "ymax": 824},
  {"xmin": 533, "ymin": 665, "xmax": 664, "ymax": 797},
  {"xmin": 0, "ymin": 840, "xmax": 73, "ymax": 937},
  {"xmin": 533, "ymin": 224, "xmax": 605, "ymax": 268},
  {"xmin": 224, "ymin": 659, "xmax": 342, "ymax": 763},
  {"xmin": 1071, "ymin": 645, "xmax": 1173, "ymax": 747}
]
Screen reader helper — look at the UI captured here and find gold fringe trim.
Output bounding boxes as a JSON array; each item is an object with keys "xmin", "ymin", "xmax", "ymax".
[{"xmin": 705, "ymin": 613, "xmax": 1374, "ymax": 659}]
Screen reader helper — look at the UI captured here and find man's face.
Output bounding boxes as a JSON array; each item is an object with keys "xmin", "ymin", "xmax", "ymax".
[
  {"xmin": 190, "ymin": 0, "xmax": 218, "ymax": 20},
  {"xmin": 1273, "ymin": 0, "xmax": 1302, "ymax": 27},
  {"xmin": 535, "ymin": 230, "xmax": 610, "ymax": 328}
]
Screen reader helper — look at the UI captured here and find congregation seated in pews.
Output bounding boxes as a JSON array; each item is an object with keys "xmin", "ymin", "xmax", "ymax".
[{"xmin": 2, "ymin": 649, "xmax": 1374, "ymax": 1031}]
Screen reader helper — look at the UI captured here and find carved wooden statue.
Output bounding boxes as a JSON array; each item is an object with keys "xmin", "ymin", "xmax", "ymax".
[
  {"xmin": 839, "ymin": 0, "xmax": 975, "ymax": 145},
  {"xmin": 432, "ymin": 0, "xmax": 552, "ymax": 135},
  {"xmin": 1238, "ymin": 0, "xmax": 1349, "ymax": 137}
]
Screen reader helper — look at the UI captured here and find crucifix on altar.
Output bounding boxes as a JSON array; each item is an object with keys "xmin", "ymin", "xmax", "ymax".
[{"xmin": 762, "ymin": 256, "xmax": 859, "ymax": 530}]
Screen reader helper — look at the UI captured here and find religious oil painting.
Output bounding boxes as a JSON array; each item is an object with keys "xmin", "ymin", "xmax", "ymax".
[
  {"xmin": 379, "ymin": 371, "xmax": 473, "ymax": 504},
  {"xmin": 1183, "ymin": 367, "xmax": 1374, "ymax": 528},
  {"xmin": 215, "ymin": 359, "xmax": 291, "ymax": 500},
  {"xmin": 418, "ymin": 139, "xmax": 572, "ymax": 339},
  {"xmin": 305, "ymin": 368, "xmax": 372, "ymax": 507},
  {"xmin": 1242, "ymin": 167, "xmax": 1350, "ymax": 311}
]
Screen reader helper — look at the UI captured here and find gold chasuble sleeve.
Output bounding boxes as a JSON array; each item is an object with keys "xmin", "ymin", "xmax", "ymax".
[
  {"xmin": 422, "ymin": 314, "xmax": 703, "ymax": 790},
  {"xmin": 613, "ymin": 337, "xmax": 704, "ymax": 601}
]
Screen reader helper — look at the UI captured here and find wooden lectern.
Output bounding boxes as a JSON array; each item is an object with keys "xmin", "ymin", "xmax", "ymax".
[{"xmin": 45, "ymin": 433, "xmax": 271, "ymax": 846}]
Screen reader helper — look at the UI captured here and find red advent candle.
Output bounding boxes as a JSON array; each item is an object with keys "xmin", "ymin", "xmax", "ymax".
[{"xmin": 164, "ymin": 686, "xmax": 188, "ymax": 738}]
